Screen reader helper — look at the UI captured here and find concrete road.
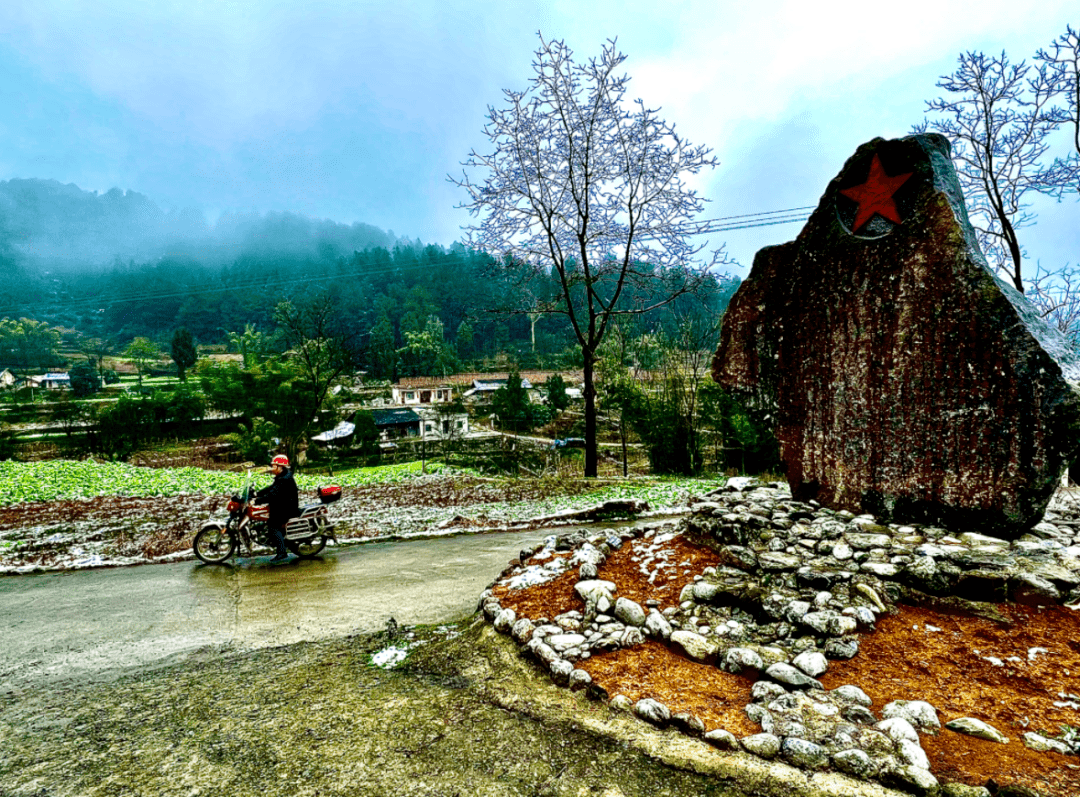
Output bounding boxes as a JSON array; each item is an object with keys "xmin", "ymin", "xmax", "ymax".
[{"xmin": 0, "ymin": 529, "xmax": 551, "ymax": 692}]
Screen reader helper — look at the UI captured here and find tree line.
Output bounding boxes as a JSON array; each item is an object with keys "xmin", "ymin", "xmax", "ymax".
[{"xmin": 0, "ymin": 242, "xmax": 739, "ymax": 380}]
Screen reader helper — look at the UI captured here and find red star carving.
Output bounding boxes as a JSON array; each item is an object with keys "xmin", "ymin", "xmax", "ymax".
[{"xmin": 839, "ymin": 153, "xmax": 913, "ymax": 233}]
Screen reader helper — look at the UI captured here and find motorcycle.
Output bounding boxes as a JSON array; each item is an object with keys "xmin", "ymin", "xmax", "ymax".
[{"xmin": 193, "ymin": 471, "xmax": 341, "ymax": 564}]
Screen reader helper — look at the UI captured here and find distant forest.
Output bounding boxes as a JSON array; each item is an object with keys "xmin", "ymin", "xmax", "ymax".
[{"xmin": 0, "ymin": 178, "xmax": 740, "ymax": 376}]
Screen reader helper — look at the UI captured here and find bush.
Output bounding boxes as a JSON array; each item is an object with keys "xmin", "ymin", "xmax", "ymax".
[
  {"xmin": 0, "ymin": 424, "xmax": 19, "ymax": 461},
  {"xmin": 698, "ymin": 382, "xmax": 781, "ymax": 475},
  {"xmin": 491, "ymin": 367, "xmax": 549, "ymax": 432},
  {"xmin": 224, "ymin": 418, "xmax": 278, "ymax": 464},
  {"xmin": 544, "ymin": 374, "xmax": 570, "ymax": 412},
  {"xmin": 69, "ymin": 361, "xmax": 100, "ymax": 397},
  {"xmin": 92, "ymin": 389, "xmax": 207, "ymax": 460}
]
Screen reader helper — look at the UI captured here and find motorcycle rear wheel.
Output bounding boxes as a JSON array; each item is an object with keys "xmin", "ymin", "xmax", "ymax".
[
  {"xmin": 194, "ymin": 525, "xmax": 236, "ymax": 564},
  {"xmin": 293, "ymin": 536, "xmax": 327, "ymax": 558}
]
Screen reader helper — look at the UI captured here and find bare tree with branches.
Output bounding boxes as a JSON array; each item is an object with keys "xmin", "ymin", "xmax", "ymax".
[
  {"xmin": 1027, "ymin": 261, "xmax": 1080, "ymax": 344},
  {"xmin": 1037, "ymin": 24, "xmax": 1080, "ymax": 190},
  {"xmin": 915, "ymin": 50, "xmax": 1069, "ymax": 292},
  {"xmin": 450, "ymin": 35, "xmax": 731, "ymax": 476}
]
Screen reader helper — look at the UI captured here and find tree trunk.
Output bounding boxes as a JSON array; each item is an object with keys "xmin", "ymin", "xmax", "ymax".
[
  {"xmin": 621, "ymin": 418, "xmax": 628, "ymax": 478},
  {"xmin": 583, "ymin": 351, "xmax": 598, "ymax": 478}
]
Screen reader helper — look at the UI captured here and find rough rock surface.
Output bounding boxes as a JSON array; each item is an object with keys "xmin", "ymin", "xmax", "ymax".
[{"xmin": 713, "ymin": 133, "xmax": 1080, "ymax": 539}]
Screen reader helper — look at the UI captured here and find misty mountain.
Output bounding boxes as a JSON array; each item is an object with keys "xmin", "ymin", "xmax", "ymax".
[{"xmin": 0, "ymin": 178, "xmax": 397, "ymax": 270}]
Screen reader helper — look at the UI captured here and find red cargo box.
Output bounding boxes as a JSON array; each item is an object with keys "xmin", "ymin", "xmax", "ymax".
[{"xmin": 317, "ymin": 485, "xmax": 342, "ymax": 504}]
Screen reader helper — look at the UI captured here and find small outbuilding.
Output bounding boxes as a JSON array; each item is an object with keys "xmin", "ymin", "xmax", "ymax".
[{"xmin": 370, "ymin": 407, "xmax": 422, "ymax": 441}]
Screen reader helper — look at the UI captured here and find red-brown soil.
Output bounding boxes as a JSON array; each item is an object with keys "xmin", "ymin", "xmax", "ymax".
[
  {"xmin": 822, "ymin": 603, "xmax": 1080, "ymax": 797},
  {"xmin": 496, "ymin": 530, "xmax": 1080, "ymax": 796}
]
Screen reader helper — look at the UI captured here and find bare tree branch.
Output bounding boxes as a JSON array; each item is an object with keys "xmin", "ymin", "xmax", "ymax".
[{"xmin": 914, "ymin": 49, "xmax": 1071, "ymax": 291}]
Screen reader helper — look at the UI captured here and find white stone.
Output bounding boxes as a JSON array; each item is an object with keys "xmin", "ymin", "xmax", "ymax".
[
  {"xmin": 894, "ymin": 765, "xmax": 939, "ymax": 794},
  {"xmin": 831, "ymin": 684, "xmax": 872, "ymax": 707},
  {"xmin": 704, "ymin": 729, "xmax": 739, "ymax": 750},
  {"xmin": 1022, "ymin": 731, "xmax": 1070, "ymax": 754},
  {"xmin": 493, "ymin": 607, "xmax": 517, "ymax": 633},
  {"xmin": 854, "ymin": 583, "xmax": 887, "ymax": 612},
  {"xmin": 670, "ymin": 630, "xmax": 717, "ymax": 662},
  {"xmin": 614, "ymin": 596, "xmax": 646, "ymax": 627},
  {"xmin": 876, "ymin": 717, "xmax": 919, "ymax": 743},
  {"xmin": 831, "ymin": 542, "xmax": 853, "ymax": 560},
  {"xmin": 741, "ymin": 732, "xmax": 781, "ymax": 758},
  {"xmin": 722, "ymin": 647, "xmax": 764, "ymax": 674},
  {"xmin": 860, "ymin": 562, "xmax": 899, "ymax": 577},
  {"xmin": 644, "ymin": 608, "xmax": 672, "ymax": 640},
  {"xmin": 895, "ymin": 737, "xmax": 931, "ymax": 770},
  {"xmin": 547, "ymin": 633, "xmax": 587, "ymax": 652},
  {"xmin": 792, "ymin": 650, "xmax": 829, "ymax": 678},
  {"xmin": 881, "ymin": 699, "xmax": 940, "ymax": 731},
  {"xmin": 633, "ymin": 698, "xmax": 671, "ymax": 726},
  {"xmin": 574, "ymin": 579, "xmax": 616, "ymax": 602},
  {"xmin": 568, "ymin": 668, "xmax": 592, "ymax": 690},
  {"xmin": 945, "ymin": 717, "xmax": 1008, "ymax": 743},
  {"xmin": 831, "ymin": 748, "xmax": 875, "ymax": 778}
]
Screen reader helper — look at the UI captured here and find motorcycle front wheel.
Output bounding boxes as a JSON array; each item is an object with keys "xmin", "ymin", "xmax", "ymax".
[
  {"xmin": 194, "ymin": 525, "xmax": 236, "ymax": 564},
  {"xmin": 293, "ymin": 536, "xmax": 327, "ymax": 558}
]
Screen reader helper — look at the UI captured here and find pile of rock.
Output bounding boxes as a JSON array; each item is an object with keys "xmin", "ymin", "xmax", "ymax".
[{"xmin": 478, "ymin": 480, "xmax": 1080, "ymax": 796}]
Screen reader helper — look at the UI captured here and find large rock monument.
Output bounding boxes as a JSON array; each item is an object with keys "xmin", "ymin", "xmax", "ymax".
[{"xmin": 713, "ymin": 133, "xmax": 1080, "ymax": 538}]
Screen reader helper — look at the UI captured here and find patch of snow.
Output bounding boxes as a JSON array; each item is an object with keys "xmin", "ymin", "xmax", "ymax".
[
  {"xmin": 371, "ymin": 645, "xmax": 411, "ymax": 669},
  {"xmin": 506, "ymin": 561, "xmax": 564, "ymax": 590}
]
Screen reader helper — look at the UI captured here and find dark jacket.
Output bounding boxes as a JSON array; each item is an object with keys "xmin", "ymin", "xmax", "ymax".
[{"xmin": 256, "ymin": 468, "xmax": 300, "ymax": 528}]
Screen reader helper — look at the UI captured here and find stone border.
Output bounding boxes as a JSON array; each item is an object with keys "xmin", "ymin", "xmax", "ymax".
[{"xmin": 478, "ymin": 481, "xmax": 1080, "ymax": 797}]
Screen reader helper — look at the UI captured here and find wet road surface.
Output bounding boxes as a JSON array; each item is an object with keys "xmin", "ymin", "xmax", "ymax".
[{"xmin": 0, "ymin": 529, "xmax": 552, "ymax": 692}]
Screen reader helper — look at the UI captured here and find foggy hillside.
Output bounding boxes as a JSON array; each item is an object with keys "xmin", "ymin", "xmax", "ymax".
[{"xmin": 0, "ymin": 178, "xmax": 398, "ymax": 270}]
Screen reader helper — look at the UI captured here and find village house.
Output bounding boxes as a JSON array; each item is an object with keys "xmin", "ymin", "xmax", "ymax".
[
  {"xmin": 392, "ymin": 372, "xmax": 582, "ymax": 406},
  {"xmin": 414, "ymin": 406, "xmax": 470, "ymax": 440},
  {"xmin": 390, "ymin": 379, "xmax": 456, "ymax": 406},
  {"xmin": 24, "ymin": 372, "xmax": 71, "ymax": 390},
  {"xmin": 369, "ymin": 408, "xmax": 422, "ymax": 441},
  {"xmin": 461, "ymin": 376, "xmax": 534, "ymax": 402}
]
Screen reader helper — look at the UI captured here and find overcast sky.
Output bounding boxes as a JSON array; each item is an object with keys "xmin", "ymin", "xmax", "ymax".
[{"xmin": 0, "ymin": 0, "xmax": 1075, "ymax": 277}]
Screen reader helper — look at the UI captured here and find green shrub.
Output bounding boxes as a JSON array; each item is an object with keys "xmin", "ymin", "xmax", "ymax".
[{"xmin": 224, "ymin": 418, "xmax": 278, "ymax": 464}]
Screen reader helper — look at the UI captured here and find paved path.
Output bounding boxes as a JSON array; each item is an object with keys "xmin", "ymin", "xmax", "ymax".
[{"xmin": 0, "ymin": 529, "xmax": 550, "ymax": 692}]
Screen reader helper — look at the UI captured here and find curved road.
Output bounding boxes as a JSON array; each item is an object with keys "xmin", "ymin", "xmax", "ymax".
[{"xmin": 0, "ymin": 529, "xmax": 552, "ymax": 693}]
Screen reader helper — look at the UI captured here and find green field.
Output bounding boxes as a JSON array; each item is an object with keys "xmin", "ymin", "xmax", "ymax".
[{"xmin": 0, "ymin": 459, "xmax": 725, "ymax": 508}]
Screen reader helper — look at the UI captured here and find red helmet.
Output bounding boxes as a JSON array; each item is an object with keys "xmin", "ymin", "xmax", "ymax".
[{"xmin": 271, "ymin": 454, "xmax": 290, "ymax": 467}]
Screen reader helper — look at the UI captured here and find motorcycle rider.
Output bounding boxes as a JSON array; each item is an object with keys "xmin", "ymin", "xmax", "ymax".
[{"xmin": 256, "ymin": 453, "xmax": 300, "ymax": 562}]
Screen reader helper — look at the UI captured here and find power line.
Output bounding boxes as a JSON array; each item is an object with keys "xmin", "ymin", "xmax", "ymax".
[
  {"xmin": 705, "ymin": 214, "xmax": 812, "ymax": 233},
  {"xmin": 696, "ymin": 205, "xmax": 816, "ymax": 224}
]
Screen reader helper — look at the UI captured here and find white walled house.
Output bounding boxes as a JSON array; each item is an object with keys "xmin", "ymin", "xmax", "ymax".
[
  {"xmin": 415, "ymin": 407, "xmax": 470, "ymax": 440},
  {"xmin": 391, "ymin": 381, "xmax": 456, "ymax": 406},
  {"xmin": 24, "ymin": 372, "xmax": 71, "ymax": 390}
]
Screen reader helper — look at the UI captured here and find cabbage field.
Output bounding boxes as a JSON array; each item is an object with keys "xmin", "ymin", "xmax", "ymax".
[
  {"xmin": 0, "ymin": 459, "xmax": 723, "ymax": 508},
  {"xmin": 0, "ymin": 459, "xmax": 459, "ymax": 505}
]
